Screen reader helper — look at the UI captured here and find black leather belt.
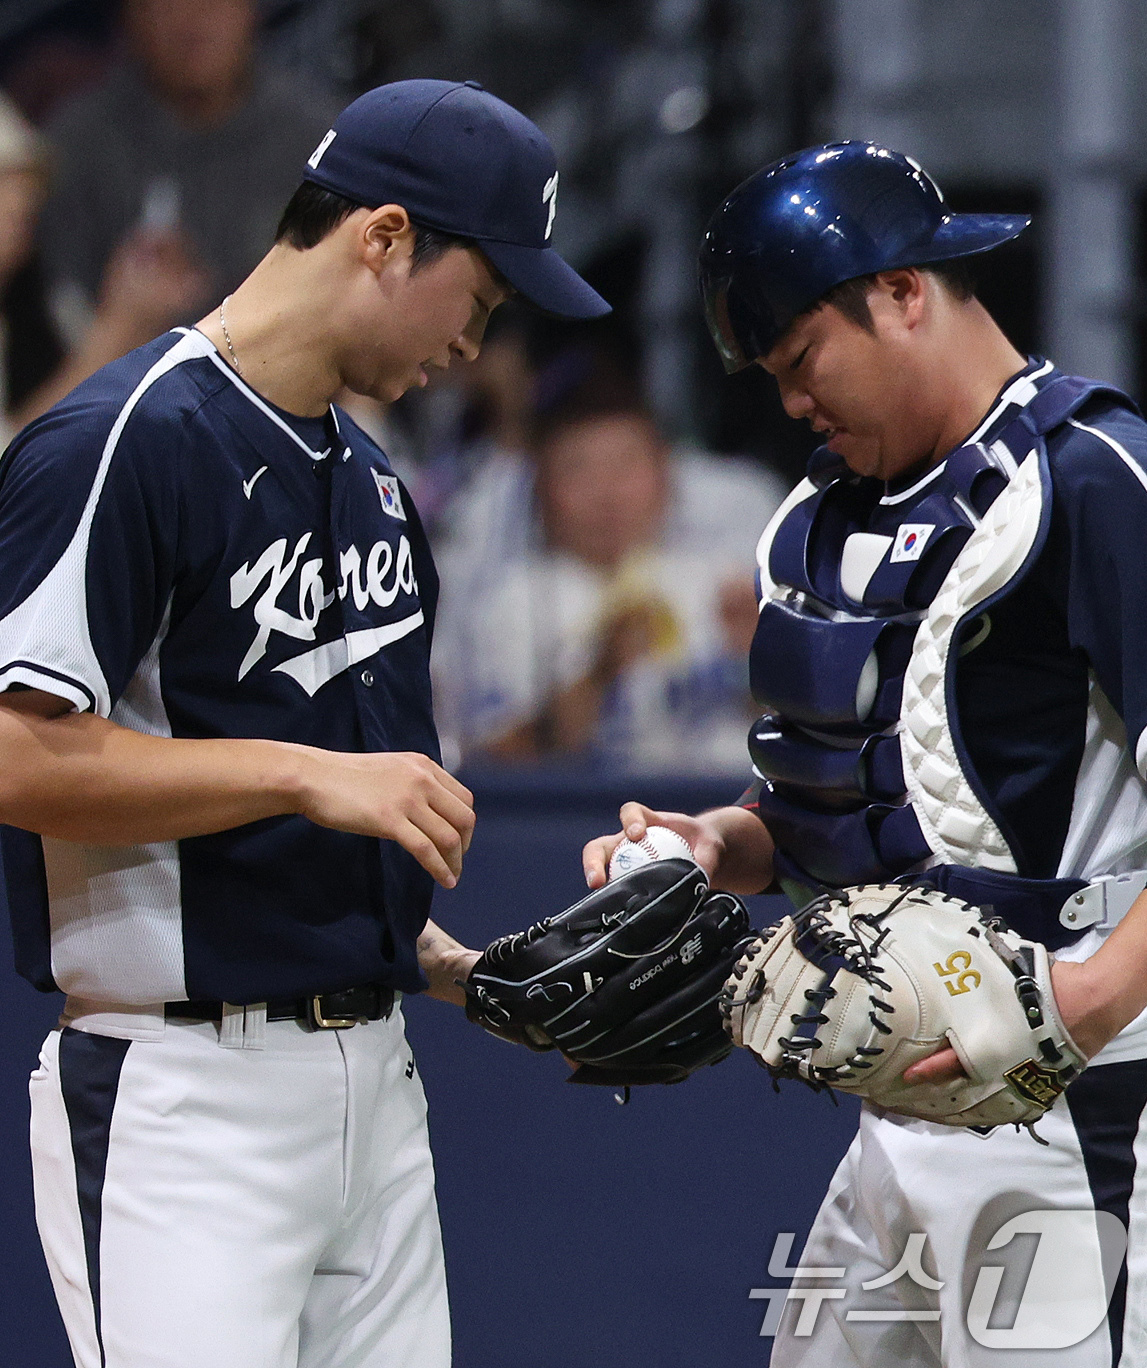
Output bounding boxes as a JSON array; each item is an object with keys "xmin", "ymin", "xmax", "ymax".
[{"xmin": 165, "ymin": 984, "xmax": 395, "ymax": 1030}]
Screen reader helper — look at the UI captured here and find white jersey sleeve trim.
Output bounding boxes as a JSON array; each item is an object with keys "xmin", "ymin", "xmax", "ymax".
[
  {"xmin": 1068, "ymin": 418, "xmax": 1147, "ymax": 497},
  {"xmin": 0, "ymin": 332, "xmax": 202, "ymax": 716},
  {"xmin": 0, "ymin": 664, "xmax": 94, "ymax": 712}
]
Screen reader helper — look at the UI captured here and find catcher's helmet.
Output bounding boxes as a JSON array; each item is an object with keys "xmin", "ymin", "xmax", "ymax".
[{"xmin": 699, "ymin": 140, "xmax": 1030, "ymax": 373}]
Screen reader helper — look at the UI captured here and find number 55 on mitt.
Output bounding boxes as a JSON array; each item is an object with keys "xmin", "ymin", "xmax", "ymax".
[{"xmin": 721, "ymin": 883, "xmax": 1088, "ymax": 1131}]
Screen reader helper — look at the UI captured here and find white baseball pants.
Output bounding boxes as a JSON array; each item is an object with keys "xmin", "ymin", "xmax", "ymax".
[
  {"xmin": 769, "ymin": 1058, "xmax": 1147, "ymax": 1368},
  {"xmin": 29, "ymin": 1006, "xmax": 450, "ymax": 1368}
]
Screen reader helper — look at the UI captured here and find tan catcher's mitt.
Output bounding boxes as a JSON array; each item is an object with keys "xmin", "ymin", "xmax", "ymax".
[{"xmin": 722, "ymin": 883, "xmax": 1088, "ymax": 1130}]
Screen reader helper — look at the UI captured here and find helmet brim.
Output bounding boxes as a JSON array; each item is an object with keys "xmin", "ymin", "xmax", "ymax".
[{"xmin": 911, "ymin": 213, "xmax": 1031, "ymax": 264}]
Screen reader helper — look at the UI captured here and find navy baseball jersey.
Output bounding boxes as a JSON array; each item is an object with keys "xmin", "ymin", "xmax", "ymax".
[
  {"xmin": 0, "ymin": 327, "xmax": 440, "ymax": 1004},
  {"xmin": 746, "ymin": 359, "xmax": 1147, "ymax": 934}
]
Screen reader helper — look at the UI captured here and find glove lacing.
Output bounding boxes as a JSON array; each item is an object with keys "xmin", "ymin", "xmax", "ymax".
[{"xmin": 482, "ymin": 917, "xmax": 556, "ymax": 965}]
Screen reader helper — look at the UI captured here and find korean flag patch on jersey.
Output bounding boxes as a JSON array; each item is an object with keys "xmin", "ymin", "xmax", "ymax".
[
  {"xmin": 372, "ymin": 470, "xmax": 406, "ymax": 521},
  {"xmin": 890, "ymin": 523, "xmax": 934, "ymax": 563}
]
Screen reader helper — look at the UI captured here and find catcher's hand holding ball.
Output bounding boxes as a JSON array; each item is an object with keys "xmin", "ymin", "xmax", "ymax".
[
  {"xmin": 722, "ymin": 883, "xmax": 1088, "ymax": 1132},
  {"xmin": 583, "ymin": 801, "xmax": 731, "ymax": 890},
  {"xmin": 607, "ymin": 824, "xmax": 697, "ymax": 878}
]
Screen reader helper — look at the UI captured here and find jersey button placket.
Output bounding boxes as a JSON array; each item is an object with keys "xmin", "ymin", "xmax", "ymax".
[{"xmin": 360, "ymin": 669, "xmax": 374, "ymax": 687}]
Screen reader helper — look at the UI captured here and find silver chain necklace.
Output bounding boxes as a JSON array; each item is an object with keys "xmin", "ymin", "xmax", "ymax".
[{"xmin": 219, "ymin": 295, "xmax": 243, "ymax": 377}]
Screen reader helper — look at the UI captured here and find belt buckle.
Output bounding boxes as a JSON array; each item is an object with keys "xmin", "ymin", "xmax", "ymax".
[{"xmin": 308, "ymin": 995, "xmax": 360, "ymax": 1030}]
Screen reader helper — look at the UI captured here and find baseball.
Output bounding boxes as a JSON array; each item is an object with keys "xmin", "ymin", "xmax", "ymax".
[{"xmin": 608, "ymin": 825, "xmax": 698, "ymax": 880}]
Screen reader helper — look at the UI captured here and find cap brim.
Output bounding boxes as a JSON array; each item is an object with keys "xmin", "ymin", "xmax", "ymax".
[
  {"xmin": 480, "ymin": 239, "xmax": 611, "ymax": 319},
  {"xmin": 916, "ymin": 213, "xmax": 1031, "ymax": 262}
]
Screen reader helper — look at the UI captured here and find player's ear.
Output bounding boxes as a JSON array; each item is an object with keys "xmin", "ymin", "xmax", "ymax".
[
  {"xmin": 359, "ymin": 204, "xmax": 415, "ymax": 278},
  {"xmin": 876, "ymin": 268, "xmax": 926, "ymax": 324}
]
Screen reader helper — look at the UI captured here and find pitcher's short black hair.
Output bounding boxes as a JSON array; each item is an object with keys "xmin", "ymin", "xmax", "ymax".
[{"xmin": 274, "ymin": 181, "xmax": 471, "ymax": 267}]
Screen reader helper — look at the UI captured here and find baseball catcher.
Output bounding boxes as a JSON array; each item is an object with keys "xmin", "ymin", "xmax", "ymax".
[
  {"xmin": 465, "ymin": 859, "xmax": 751, "ymax": 1086},
  {"xmin": 722, "ymin": 883, "xmax": 1088, "ymax": 1131}
]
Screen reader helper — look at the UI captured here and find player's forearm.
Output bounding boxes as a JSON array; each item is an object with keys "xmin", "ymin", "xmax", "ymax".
[
  {"xmin": 702, "ymin": 804, "xmax": 776, "ymax": 895},
  {"xmin": 0, "ymin": 706, "xmax": 307, "ymax": 844},
  {"xmin": 416, "ymin": 919, "xmax": 479, "ymax": 1006},
  {"xmin": 1052, "ymin": 890, "xmax": 1147, "ymax": 1056}
]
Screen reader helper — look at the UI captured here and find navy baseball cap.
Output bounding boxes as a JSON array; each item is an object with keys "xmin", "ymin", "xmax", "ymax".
[{"xmin": 303, "ymin": 79, "xmax": 610, "ymax": 320}]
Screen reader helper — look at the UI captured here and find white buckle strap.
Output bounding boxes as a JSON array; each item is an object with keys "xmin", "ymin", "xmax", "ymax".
[{"xmin": 1060, "ymin": 873, "xmax": 1147, "ymax": 933}]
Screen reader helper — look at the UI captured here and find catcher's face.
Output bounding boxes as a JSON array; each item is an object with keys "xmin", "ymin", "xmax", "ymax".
[{"xmin": 758, "ymin": 269, "xmax": 945, "ymax": 483}]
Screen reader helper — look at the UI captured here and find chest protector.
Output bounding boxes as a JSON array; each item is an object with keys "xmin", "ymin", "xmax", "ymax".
[{"xmin": 750, "ymin": 372, "xmax": 1133, "ymax": 926}]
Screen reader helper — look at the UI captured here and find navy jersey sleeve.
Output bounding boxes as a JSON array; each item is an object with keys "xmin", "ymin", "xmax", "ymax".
[
  {"xmin": 1050, "ymin": 404, "xmax": 1147, "ymax": 778},
  {"xmin": 0, "ymin": 381, "xmax": 184, "ymax": 715}
]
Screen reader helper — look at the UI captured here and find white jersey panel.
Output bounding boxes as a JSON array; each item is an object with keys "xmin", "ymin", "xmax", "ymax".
[
  {"xmin": 46, "ymin": 604, "xmax": 185, "ymax": 1004},
  {"xmin": 1058, "ymin": 678, "xmax": 1147, "ymax": 883}
]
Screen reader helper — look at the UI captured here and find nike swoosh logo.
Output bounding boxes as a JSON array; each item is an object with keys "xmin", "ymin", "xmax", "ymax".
[
  {"xmin": 272, "ymin": 611, "xmax": 425, "ymax": 696},
  {"xmin": 242, "ymin": 466, "xmax": 269, "ymax": 499}
]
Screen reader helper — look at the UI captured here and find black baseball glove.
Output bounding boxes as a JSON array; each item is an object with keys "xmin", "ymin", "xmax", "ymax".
[{"xmin": 463, "ymin": 859, "xmax": 752, "ymax": 1086}]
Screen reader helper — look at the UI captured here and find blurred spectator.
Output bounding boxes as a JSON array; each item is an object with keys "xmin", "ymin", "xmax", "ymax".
[
  {"xmin": 0, "ymin": 8, "xmax": 116, "ymax": 126},
  {"xmin": 0, "ymin": 88, "xmax": 211, "ymax": 439},
  {"xmin": 0, "ymin": 93, "xmax": 55, "ymax": 447},
  {"xmin": 432, "ymin": 379, "xmax": 787, "ymax": 773},
  {"xmin": 37, "ymin": 0, "xmax": 336, "ymax": 344},
  {"xmin": 15, "ymin": 217, "xmax": 211, "ymax": 429}
]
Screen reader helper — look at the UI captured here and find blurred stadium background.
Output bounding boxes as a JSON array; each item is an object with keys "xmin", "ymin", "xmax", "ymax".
[{"xmin": 0, "ymin": 1, "xmax": 1138, "ymax": 1363}]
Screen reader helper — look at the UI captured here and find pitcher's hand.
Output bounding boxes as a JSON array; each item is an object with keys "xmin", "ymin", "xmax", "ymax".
[{"xmin": 299, "ymin": 749, "xmax": 474, "ymax": 888}]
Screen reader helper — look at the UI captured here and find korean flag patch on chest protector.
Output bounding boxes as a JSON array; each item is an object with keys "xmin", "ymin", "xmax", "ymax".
[
  {"xmin": 890, "ymin": 523, "xmax": 934, "ymax": 563},
  {"xmin": 372, "ymin": 470, "xmax": 406, "ymax": 521}
]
